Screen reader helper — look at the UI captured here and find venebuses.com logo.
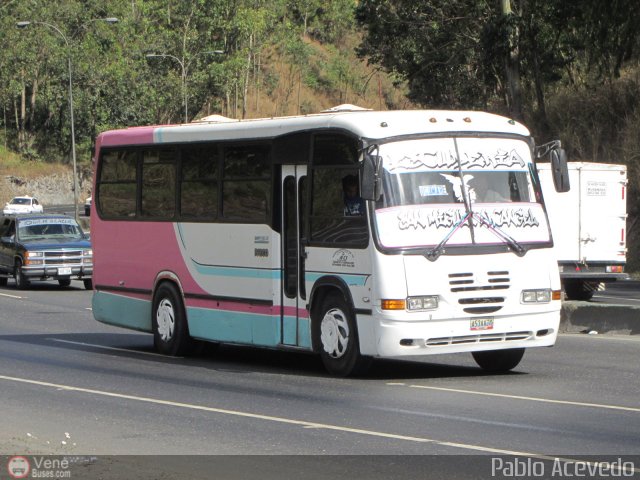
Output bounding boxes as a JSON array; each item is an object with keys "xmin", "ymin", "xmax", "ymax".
[{"xmin": 6, "ymin": 456, "xmax": 73, "ymax": 478}]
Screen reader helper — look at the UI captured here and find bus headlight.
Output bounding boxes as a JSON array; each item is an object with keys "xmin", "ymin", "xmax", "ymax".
[
  {"xmin": 521, "ymin": 289, "xmax": 551, "ymax": 303},
  {"xmin": 382, "ymin": 296, "xmax": 439, "ymax": 311},
  {"xmin": 407, "ymin": 295, "xmax": 439, "ymax": 311}
]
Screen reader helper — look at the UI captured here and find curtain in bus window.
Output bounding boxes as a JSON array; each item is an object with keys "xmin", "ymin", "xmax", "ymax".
[
  {"xmin": 98, "ymin": 150, "xmax": 138, "ymax": 218},
  {"xmin": 141, "ymin": 149, "xmax": 177, "ymax": 218},
  {"xmin": 180, "ymin": 146, "xmax": 218, "ymax": 220},
  {"xmin": 222, "ymin": 145, "xmax": 271, "ymax": 221}
]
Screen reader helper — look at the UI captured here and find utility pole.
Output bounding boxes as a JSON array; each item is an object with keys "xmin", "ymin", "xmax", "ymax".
[{"xmin": 502, "ymin": 0, "xmax": 523, "ymax": 121}]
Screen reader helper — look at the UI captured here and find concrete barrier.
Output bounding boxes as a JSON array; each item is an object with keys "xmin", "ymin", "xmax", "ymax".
[{"xmin": 561, "ymin": 302, "xmax": 640, "ymax": 335}]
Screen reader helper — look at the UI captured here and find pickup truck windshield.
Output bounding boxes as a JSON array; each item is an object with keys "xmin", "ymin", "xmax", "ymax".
[
  {"xmin": 373, "ymin": 137, "xmax": 550, "ymax": 252},
  {"xmin": 17, "ymin": 218, "xmax": 84, "ymax": 241}
]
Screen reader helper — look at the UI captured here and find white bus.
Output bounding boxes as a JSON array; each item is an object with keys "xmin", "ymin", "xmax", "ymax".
[{"xmin": 91, "ymin": 107, "xmax": 568, "ymax": 376}]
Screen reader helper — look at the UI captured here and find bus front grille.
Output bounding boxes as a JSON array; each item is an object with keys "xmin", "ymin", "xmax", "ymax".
[{"xmin": 449, "ymin": 271, "xmax": 510, "ymax": 314}]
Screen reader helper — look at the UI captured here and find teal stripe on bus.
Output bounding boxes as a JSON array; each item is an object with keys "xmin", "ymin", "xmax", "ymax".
[
  {"xmin": 93, "ymin": 291, "xmax": 152, "ymax": 332},
  {"xmin": 187, "ymin": 307, "xmax": 312, "ymax": 349}
]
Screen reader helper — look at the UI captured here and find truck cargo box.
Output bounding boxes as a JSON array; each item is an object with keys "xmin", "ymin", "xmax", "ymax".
[{"xmin": 537, "ymin": 162, "xmax": 627, "ymax": 300}]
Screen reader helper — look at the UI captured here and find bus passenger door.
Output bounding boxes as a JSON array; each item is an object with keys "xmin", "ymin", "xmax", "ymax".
[{"xmin": 280, "ymin": 165, "xmax": 308, "ymax": 346}]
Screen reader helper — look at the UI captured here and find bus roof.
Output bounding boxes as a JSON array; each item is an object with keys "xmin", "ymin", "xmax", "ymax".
[{"xmin": 96, "ymin": 109, "xmax": 530, "ymax": 148}]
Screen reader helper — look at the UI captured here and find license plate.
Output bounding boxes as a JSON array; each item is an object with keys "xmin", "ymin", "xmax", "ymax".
[
  {"xmin": 470, "ymin": 317, "xmax": 494, "ymax": 331},
  {"xmin": 58, "ymin": 267, "xmax": 72, "ymax": 276}
]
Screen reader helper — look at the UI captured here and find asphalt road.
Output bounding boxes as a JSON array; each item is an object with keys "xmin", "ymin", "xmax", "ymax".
[
  {"xmin": 591, "ymin": 280, "xmax": 640, "ymax": 306},
  {"xmin": 0, "ymin": 282, "xmax": 639, "ymax": 478}
]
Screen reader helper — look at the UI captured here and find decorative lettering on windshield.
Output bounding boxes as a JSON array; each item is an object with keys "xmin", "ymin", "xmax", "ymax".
[
  {"xmin": 397, "ymin": 207, "xmax": 540, "ymax": 230},
  {"xmin": 386, "ymin": 149, "xmax": 526, "ymax": 172}
]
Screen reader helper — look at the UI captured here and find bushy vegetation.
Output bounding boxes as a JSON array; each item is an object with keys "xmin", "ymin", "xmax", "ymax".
[
  {"xmin": 1, "ymin": 0, "xmax": 640, "ymax": 268},
  {"xmin": 0, "ymin": 0, "xmax": 406, "ymax": 167}
]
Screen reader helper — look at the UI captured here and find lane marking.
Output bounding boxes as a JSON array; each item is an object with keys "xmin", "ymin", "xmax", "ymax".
[
  {"xmin": 390, "ymin": 384, "xmax": 640, "ymax": 413},
  {"xmin": 48, "ymin": 338, "xmax": 179, "ymax": 358},
  {"xmin": 0, "ymin": 373, "xmax": 636, "ymax": 471},
  {"xmin": 0, "ymin": 292, "xmax": 23, "ymax": 299}
]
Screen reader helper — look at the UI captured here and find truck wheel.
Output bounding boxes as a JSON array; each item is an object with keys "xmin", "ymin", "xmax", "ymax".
[
  {"xmin": 472, "ymin": 348, "xmax": 525, "ymax": 372},
  {"xmin": 152, "ymin": 282, "xmax": 192, "ymax": 356},
  {"xmin": 83, "ymin": 279, "xmax": 93, "ymax": 290},
  {"xmin": 563, "ymin": 280, "xmax": 595, "ymax": 301},
  {"xmin": 0, "ymin": 277, "xmax": 7, "ymax": 287},
  {"xmin": 14, "ymin": 259, "xmax": 30, "ymax": 290},
  {"xmin": 58, "ymin": 279, "xmax": 71, "ymax": 287},
  {"xmin": 314, "ymin": 292, "xmax": 371, "ymax": 377}
]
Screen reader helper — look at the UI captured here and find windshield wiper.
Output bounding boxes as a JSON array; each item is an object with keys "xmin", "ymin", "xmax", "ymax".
[
  {"xmin": 471, "ymin": 211, "xmax": 527, "ymax": 257},
  {"xmin": 425, "ymin": 210, "xmax": 472, "ymax": 261}
]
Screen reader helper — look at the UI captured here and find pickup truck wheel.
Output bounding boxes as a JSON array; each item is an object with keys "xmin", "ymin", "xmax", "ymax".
[
  {"xmin": 472, "ymin": 348, "xmax": 525, "ymax": 372},
  {"xmin": 58, "ymin": 279, "xmax": 71, "ymax": 287},
  {"xmin": 14, "ymin": 259, "xmax": 30, "ymax": 290},
  {"xmin": 83, "ymin": 279, "xmax": 93, "ymax": 290},
  {"xmin": 564, "ymin": 280, "xmax": 595, "ymax": 301}
]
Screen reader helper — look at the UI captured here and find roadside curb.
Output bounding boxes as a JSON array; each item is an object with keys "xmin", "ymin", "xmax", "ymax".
[{"xmin": 561, "ymin": 302, "xmax": 640, "ymax": 335}]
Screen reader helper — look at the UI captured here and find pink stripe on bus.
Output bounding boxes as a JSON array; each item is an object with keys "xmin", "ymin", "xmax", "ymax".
[
  {"xmin": 186, "ymin": 298, "xmax": 308, "ymax": 318},
  {"xmin": 97, "ymin": 126, "xmax": 155, "ymax": 147}
]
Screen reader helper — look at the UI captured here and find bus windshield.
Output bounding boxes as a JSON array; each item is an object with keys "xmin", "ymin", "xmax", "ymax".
[{"xmin": 373, "ymin": 136, "xmax": 550, "ymax": 251}]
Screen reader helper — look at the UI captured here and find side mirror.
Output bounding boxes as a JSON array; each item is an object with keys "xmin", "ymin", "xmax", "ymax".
[
  {"xmin": 1, "ymin": 236, "xmax": 14, "ymax": 245},
  {"xmin": 361, "ymin": 152, "xmax": 382, "ymax": 201},
  {"xmin": 550, "ymin": 148, "xmax": 570, "ymax": 193}
]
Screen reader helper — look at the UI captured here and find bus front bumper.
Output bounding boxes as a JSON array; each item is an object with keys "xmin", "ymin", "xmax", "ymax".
[{"xmin": 370, "ymin": 310, "xmax": 560, "ymax": 357}]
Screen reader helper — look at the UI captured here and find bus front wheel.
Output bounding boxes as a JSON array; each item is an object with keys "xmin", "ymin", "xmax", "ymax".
[
  {"xmin": 314, "ymin": 292, "xmax": 371, "ymax": 377},
  {"xmin": 152, "ymin": 283, "xmax": 192, "ymax": 356},
  {"xmin": 472, "ymin": 348, "xmax": 525, "ymax": 373}
]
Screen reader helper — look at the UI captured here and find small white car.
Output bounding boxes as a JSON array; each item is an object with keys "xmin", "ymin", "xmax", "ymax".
[{"xmin": 3, "ymin": 196, "xmax": 44, "ymax": 215}]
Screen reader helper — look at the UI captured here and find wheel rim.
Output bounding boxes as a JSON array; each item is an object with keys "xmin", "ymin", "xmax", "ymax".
[
  {"xmin": 156, "ymin": 298, "xmax": 176, "ymax": 342},
  {"xmin": 320, "ymin": 307, "xmax": 350, "ymax": 358}
]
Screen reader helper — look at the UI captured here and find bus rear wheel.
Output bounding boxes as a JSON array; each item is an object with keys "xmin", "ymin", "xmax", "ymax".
[
  {"xmin": 152, "ymin": 283, "xmax": 192, "ymax": 356},
  {"xmin": 472, "ymin": 348, "xmax": 525, "ymax": 373},
  {"xmin": 314, "ymin": 292, "xmax": 371, "ymax": 377}
]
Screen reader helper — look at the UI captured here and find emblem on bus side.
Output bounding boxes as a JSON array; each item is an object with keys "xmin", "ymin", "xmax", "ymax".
[{"xmin": 332, "ymin": 249, "xmax": 355, "ymax": 268}]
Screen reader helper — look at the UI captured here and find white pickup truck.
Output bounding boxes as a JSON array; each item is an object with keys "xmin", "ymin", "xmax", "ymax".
[{"xmin": 537, "ymin": 162, "xmax": 628, "ymax": 300}]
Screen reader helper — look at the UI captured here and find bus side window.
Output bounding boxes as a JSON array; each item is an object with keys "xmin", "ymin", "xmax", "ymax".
[
  {"xmin": 309, "ymin": 133, "xmax": 367, "ymax": 246},
  {"xmin": 97, "ymin": 150, "xmax": 138, "ymax": 218}
]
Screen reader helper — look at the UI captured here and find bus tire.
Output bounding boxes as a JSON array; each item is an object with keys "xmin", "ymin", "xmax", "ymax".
[
  {"xmin": 14, "ymin": 259, "xmax": 30, "ymax": 290},
  {"xmin": 152, "ymin": 283, "xmax": 192, "ymax": 356},
  {"xmin": 472, "ymin": 348, "xmax": 525, "ymax": 373},
  {"xmin": 314, "ymin": 292, "xmax": 371, "ymax": 377}
]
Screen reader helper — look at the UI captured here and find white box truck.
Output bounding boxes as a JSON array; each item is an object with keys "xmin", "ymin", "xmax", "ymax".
[{"xmin": 537, "ymin": 162, "xmax": 628, "ymax": 300}]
